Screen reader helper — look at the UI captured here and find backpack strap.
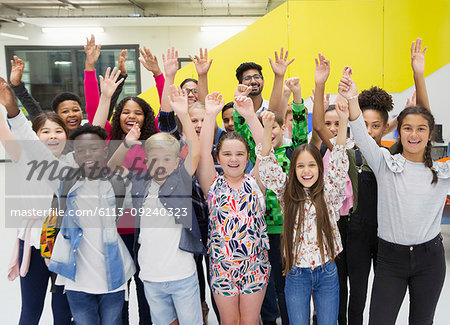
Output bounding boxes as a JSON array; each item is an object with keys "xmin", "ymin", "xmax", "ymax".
[
  {"xmin": 355, "ymin": 148, "xmax": 363, "ymax": 174},
  {"xmin": 108, "ymin": 174, "xmax": 126, "ymax": 222}
]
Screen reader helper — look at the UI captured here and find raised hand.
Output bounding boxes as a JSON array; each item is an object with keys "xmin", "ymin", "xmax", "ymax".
[
  {"xmin": 139, "ymin": 46, "xmax": 162, "ymax": 76},
  {"xmin": 0, "ymin": 77, "xmax": 19, "ymax": 114},
  {"xmin": 84, "ymin": 34, "xmax": 101, "ymax": 70},
  {"xmin": 205, "ymin": 92, "xmax": 225, "ymax": 117},
  {"xmin": 162, "ymin": 47, "xmax": 179, "ymax": 78},
  {"xmin": 234, "ymin": 95, "xmax": 255, "ymax": 119},
  {"xmin": 234, "ymin": 84, "xmax": 252, "ymax": 97},
  {"xmin": 260, "ymin": 110, "xmax": 275, "ymax": 129},
  {"xmin": 189, "ymin": 48, "xmax": 212, "ymax": 76},
  {"xmin": 99, "ymin": 67, "xmax": 124, "ymax": 98},
  {"xmin": 406, "ymin": 90, "xmax": 416, "ymax": 107},
  {"xmin": 285, "ymin": 77, "xmax": 302, "ymax": 102},
  {"xmin": 168, "ymin": 85, "xmax": 189, "ymax": 116},
  {"xmin": 269, "ymin": 47, "xmax": 295, "ymax": 77},
  {"xmin": 338, "ymin": 66, "xmax": 357, "ymax": 100},
  {"xmin": 125, "ymin": 123, "xmax": 141, "ymax": 147},
  {"xmin": 10, "ymin": 56, "xmax": 25, "ymax": 86},
  {"xmin": 411, "ymin": 38, "xmax": 427, "ymax": 75},
  {"xmin": 118, "ymin": 49, "xmax": 128, "ymax": 75},
  {"xmin": 314, "ymin": 53, "xmax": 330, "ymax": 85},
  {"xmin": 335, "ymin": 101, "xmax": 350, "ymax": 120}
]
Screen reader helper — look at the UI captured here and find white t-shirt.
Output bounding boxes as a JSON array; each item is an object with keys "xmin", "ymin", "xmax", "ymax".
[
  {"xmin": 138, "ymin": 181, "xmax": 196, "ymax": 282},
  {"xmin": 256, "ymin": 98, "xmax": 269, "ymax": 114},
  {"xmin": 56, "ymin": 179, "xmax": 126, "ymax": 294}
]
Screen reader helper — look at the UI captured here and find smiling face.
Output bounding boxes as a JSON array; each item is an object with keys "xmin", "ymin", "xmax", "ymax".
[
  {"xmin": 399, "ymin": 114, "xmax": 431, "ymax": 161},
  {"xmin": 189, "ymin": 108, "xmax": 205, "ymax": 137},
  {"xmin": 146, "ymin": 148, "xmax": 180, "ymax": 184},
  {"xmin": 217, "ymin": 139, "xmax": 249, "ymax": 179},
  {"xmin": 56, "ymin": 100, "xmax": 83, "ymax": 131},
  {"xmin": 73, "ymin": 133, "xmax": 107, "ymax": 178},
  {"xmin": 324, "ymin": 109, "xmax": 340, "ymax": 137},
  {"xmin": 222, "ymin": 107, "xmax": 234, "ymax": 133},
  {"xmin": 362, "ymin": 109, "xmax": 388, "ymax": 146},
  {"xmin": 271, "ymin": 121, "xmax": 286, "ymax": 149},
  {"xmin": 119, "ymin": 100, "xmax": 145, "ymax": 134},
  {"xmin": 295, "ymin": 150, "xmax": 319, "ymax": 188},
  {"xmin": 36, "ymin": 120, "xmax": 67, "ymax": 158},
  {"xmin": 181, "ymin": 81, "xmax": 199, "ymax": 105},
  {"xmin": 242, "ymin": 69, "xmax": 264, "ymax": 96}
]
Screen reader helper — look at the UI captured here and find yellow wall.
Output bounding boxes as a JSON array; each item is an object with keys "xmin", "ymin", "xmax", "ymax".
[{"xmin": 140, "ymin": 0, "xmax": 449, "ymax": 115}]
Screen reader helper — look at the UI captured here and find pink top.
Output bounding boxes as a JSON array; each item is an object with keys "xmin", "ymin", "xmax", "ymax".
[
  {"xmin": 84, "ymin": 70, "xmax": 165, "ymax": 234},
  {"xmin": 84, "ymin": 69, "xmax": 164, "ymax": 135},
  {"xmin": 323, "ymin": 149, "xmax": 353, "ymax": 216}
]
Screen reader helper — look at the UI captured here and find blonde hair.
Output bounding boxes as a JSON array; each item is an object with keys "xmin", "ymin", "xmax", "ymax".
[
  {"xmin": 144, "ymin": 132, "xmax": 180, "ymax": 157},
  {"xmin": 188, "ymin": 102, "xmax": 205, "ymax": 113},
  {"xmin": 285, "ymin": 103, "xmax": 293, "ymax": 117}
]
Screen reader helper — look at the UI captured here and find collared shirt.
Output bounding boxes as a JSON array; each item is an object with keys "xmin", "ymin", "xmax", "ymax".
[{"xmin": 258, "ymin": 143, "xmax": 349, "ymax": 268}]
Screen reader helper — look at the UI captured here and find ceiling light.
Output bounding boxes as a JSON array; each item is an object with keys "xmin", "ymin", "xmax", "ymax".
[
  {"xmin": 0, "ymin": 32, "xmax": 29, "ymax": 40},
  {"xmin": 42, "ymin": 27, "xmax": 104, "ymax": 34},
  {"xmin": 55, "ymin": 61, "xmax": 72, "ymax": 65}
]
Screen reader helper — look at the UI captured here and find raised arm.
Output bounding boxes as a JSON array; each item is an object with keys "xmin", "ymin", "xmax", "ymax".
[
  {"xmin": 9, "ymin": 56, "xmax": 43, "ymax": 119},
  {"xmin": 285, "ymin": 77, "xmax": 309, "ymax": 146},
  {"xmin": 339, "ymin": 67, "xmax": 384, "ymax": 174},
  {"xmin": 197, "ymin": 92, "xmax": 224, "ymax": 194},
  {"xmin": 0, "ymin": 79, "xmax": 21, "ymax": 162},
  {"xmin": 312, "ymin": 53, "xmax": 335, "ymax": 150},
  {"xmin": 411, "ymin": 38, "xmax": 430, "ymax": 110},
  {"xmin": 268, "ymin": 47, "xmax": 295, "ymax": 112},
  {"xmin": 107, "ymin": 123, "xmax": 140, "ymax": 175},
  {"xmin": 169, "ymin": 85, "xmax": 201, "ymax": 176},
  {"xmin": 190, "ymin": 48, "xmax": 212, "ymax": 104},
  {"xmin": 255, "ymin": 111, "xmax": 286, "ymax": 196},
  {"xmin": 234, "ymin": 95, "xmax": 264, "ymax": 145},
  {"xmin": 138, "ymin": 46, "xmax": 164, "ymax": 103},
  {"xmin": 84, "ymin": 34, "xmax": 102, "ymax": 124},
  {"xmin": 93, "ymin": 67, "xmax": 124, "ymax": 127},
  {"xmin": 107, "ymin": 49, "xmax": 129, "ymax": 120},
  {"xmin": 160, "ymin": 47, "xmax": 179, "ymax": 113}
]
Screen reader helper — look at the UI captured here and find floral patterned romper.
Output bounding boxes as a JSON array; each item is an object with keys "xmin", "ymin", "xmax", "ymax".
[{"xmin": 207, "ymin": 173, "xmax": 270, "ymax": 296}]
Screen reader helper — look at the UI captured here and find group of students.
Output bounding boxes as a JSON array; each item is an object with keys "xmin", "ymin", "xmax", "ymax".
[{"xmin": 0, "ymin": 35, "xmax": 449, "ymax": 325}]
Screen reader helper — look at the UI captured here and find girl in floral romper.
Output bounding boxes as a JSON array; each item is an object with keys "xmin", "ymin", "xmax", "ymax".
[
  {"xmin": 197, "ymin": 93, "xmax": 270, "ymax": 325},
  {"xmin": 258, "ymin": 107, "xmax": 349, "ymax": 325}
]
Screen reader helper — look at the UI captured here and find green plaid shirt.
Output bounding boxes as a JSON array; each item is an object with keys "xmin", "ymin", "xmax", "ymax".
[{"xmin": 233, "ymin": 101, "xmax": 309, "ymax": 233}]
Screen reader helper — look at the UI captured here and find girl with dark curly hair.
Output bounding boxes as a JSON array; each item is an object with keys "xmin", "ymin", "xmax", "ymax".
[{"xmin": 340, "ymin": 41, "xmax": 449, "ymax": 325}]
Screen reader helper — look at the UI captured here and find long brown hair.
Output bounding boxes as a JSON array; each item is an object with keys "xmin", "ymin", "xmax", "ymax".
[
  {"xmin": 32, "ymin": 112, "xmax": 69, "ymax": 137},
  {"xmin": 395, "ymin": 106, "xmax": 437, "ymax": 184},
  {"xmin": 282, "ymin": 144, "xmax": 337, "ymax": 275}
]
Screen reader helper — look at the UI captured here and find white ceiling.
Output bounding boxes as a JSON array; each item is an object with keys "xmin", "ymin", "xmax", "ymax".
[{"xmin": 0, "ymin": 1, "xmax": 286, "ymax": 21}]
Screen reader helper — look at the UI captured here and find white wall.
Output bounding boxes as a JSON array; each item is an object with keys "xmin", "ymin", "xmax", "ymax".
[{"xmin": 0, "ymin": 22, "xmax": 245, "ymax": 94}]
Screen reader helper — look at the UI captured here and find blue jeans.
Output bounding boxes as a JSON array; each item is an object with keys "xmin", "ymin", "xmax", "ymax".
[
  {"xmin": 143, "ymin": 271, "xmax": 202, "ymax": 325},
  {"xmin": 66, "ymin": 290, "xmax": 124, "ymax": 325},
  {"xmin": 285, "ymin": 261, "xmax": 339, "ymax": 325},
  {"xmin": 18, "ymin": 240, "xmax": 72, "ymax": 325}
]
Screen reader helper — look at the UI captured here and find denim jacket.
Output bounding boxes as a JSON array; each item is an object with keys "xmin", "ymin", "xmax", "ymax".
[
  {"xmin": 48, "ymin": 178, "xmax": 136, "ymax": 291},
  {"xmin": 129, "ymin": 164, "xmax": 205, "ymax": 256}
]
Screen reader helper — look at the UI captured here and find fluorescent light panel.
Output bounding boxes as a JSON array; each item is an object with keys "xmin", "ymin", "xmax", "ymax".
[
  {"xmin": 0, "ymin": 32, "xmax": 29, "ymax": 40},
  {"xmin": 42, "ymin": 27, "xmax": 104, "ymax": 34}
]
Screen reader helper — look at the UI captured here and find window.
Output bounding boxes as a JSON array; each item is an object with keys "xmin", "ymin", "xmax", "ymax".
[{"xmin": 5, "ymin": 45, "xmax": 141, "ymax": 117}]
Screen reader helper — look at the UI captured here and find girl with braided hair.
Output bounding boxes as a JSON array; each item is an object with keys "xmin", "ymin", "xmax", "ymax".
[{"xmin": 339, "ymin": 61, "xmax": 450, "ymax": 324}]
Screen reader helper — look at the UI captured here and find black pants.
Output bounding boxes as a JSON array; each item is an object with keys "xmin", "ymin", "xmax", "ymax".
[
  {"xmin": 347, "ymin": 220, "xmax": 378, "ymax": 325},
  {"xmin": 121, "ymin": 233, "xmax": 152, "ymax": 325},
  {"xmin": 369, "ymin": 235, "xmax": 446, "ymax": 325},
  {"xmin": 261, "ymin": 234, "xmax": 289, "ymax": 324},
  {"xmin": 335, "ymin": 217, "xmax": 349, "ymax": 325}
]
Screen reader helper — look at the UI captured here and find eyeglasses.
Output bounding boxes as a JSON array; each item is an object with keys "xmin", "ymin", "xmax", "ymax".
[
  {"xmin": 183, "ymin": 88, "xmax": 198, "ymax": 95},
  {"xmin": 243, "ymin": 74, "xmax": 263, "ymax": 82}
]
